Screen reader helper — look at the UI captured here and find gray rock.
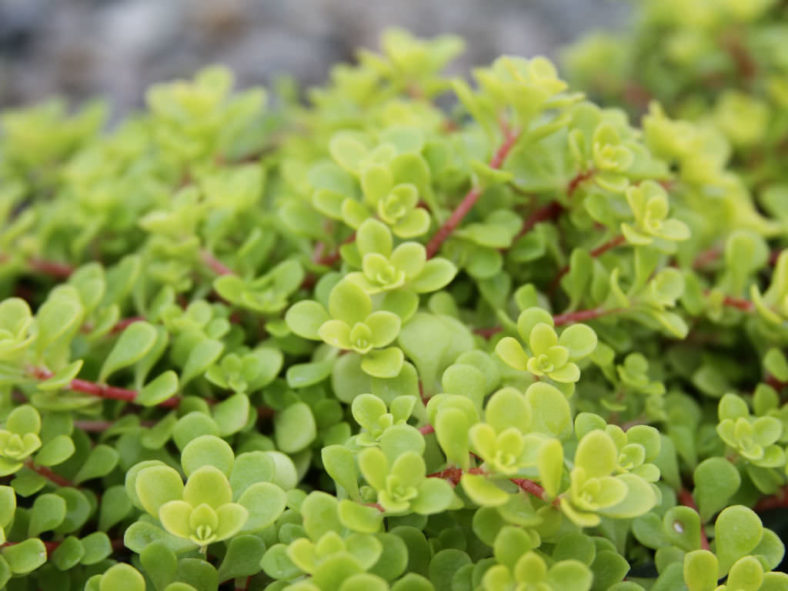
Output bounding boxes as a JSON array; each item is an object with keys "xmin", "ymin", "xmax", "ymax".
[{"xmin": 0, "ymin": 0, "xmax": 630, "ymax": 110}]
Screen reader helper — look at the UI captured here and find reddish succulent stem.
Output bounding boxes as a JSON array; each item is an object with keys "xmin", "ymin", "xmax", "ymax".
[
  {"xmin": 700, "ymin": 289, "xmax": 755, "ymax": 312},
  {"xmin": 721, "ymin": 295, "xmax": 754, "ymax": 312},
  {"xmin": 566, "ymin": 169, "xmax": 596, "ymax": 198},
  {"xmin": 419, "ymin": 424, "xmax": 435, "ymax": 435},
  {"xmin": 513, "ymin": 201, "xmax": 564, "ymax": 242},
  {"xmin": 427, "ymin": 466, "xmax": 485, "ymax": 486},
  {"xmin": 425, "ymin": 464, "xmax": 559, "ymax": 505},
  {"xmin": 553, "ymin": 307, "xmax": 619, "ymax": 326},
  {"xmin": 83, "ymin": 315, "xmax": 146, "ymax": 336},
  {"xmin": 425, "ymin": 123, "xmax": 521, "ymax": 258},
  {"xmin": 590, "ymin": 234, "xmax": 627, "ymax": 258},
  {"xmin": 314, "ymin": 233, "xmax": 356, "ymax": 267},
  {"xmin": 722, "ymin": 31, "xmax": 758, "ymax": 82},
  {"xmin": 27, "ymin": 258, "xmax": 75, "ymax": 279},
  {"xmin": 30, "ymin": 367, "xmax": 180, "ymax": 409},
  {"xmin": 419, "ymin": 381, "xmax": 429, "ymax": 407},
  {"xmin": 678, "ymin": 488, "xmax": 710, "ymax": 550},
  {"xmin": 623, "ymin": 82, "xmax": 653, "ymax": 111},
  {"xmin": 754, "ymin": 486, "xmax": 788, "ymax": 512},
  {"xmin": 473, "ymin": 326, "xmax": 503, "ymax": 340},
  {"xmin": 110, "ymin": 316, "xmax": 145, "ymax": 334},
  {"xmin": 765, "ymin": 375, "xmax": 787, "ymax": 392},
  {"xmin": 23, "ymin": 459, "xmax": 74, "ymax": 488},
  {"xmin": 201, "ymin": 250, "xmax": 234, "ymax": 276},
  {"xmin": 692, "ymin": 245, "xmax": 723, "ymax": 270},
  {"xmin": 769, "ymin": 249, "xmax": 783, "ymax": 266},
  {"xmin": 474, "ymin": 307, "xmax": 620, "ymax": 339},
  {"xmin": 510, "ymin": 478, "xmax": 558, "ymax": 506}
]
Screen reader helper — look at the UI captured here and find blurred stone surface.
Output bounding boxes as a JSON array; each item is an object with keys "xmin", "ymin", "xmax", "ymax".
[{"xmin": 0, "ymin": 0, "xmax": 629, "ymax": 112}]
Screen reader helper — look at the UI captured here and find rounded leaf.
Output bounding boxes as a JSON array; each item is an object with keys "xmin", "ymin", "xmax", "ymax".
[{"xmin": 558, "ymin": 324, "xmax": 597, "ymax": 360}]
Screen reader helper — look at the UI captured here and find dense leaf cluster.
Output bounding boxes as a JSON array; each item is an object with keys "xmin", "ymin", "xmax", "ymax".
[{"xmin": 0, "ymin": 26, "xmax": 786, "ymax": 591}]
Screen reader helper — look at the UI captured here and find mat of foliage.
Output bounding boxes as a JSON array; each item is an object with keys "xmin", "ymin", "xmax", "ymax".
[{"xmin": 0, "ymin": 29, "xmax": 787, "ymax": 591}]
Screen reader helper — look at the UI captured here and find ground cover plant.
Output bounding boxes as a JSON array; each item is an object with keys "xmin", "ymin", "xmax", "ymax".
[
  {"xmin": 563, "ymin": 0, "xmax": 788, "ymax": 200},
  {"xmin": 0, "ymin": 28, "xmax": 787, "ymax": 591}
]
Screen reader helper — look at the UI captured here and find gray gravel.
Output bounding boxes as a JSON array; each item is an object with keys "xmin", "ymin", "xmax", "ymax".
[{"xmin": 0, "ymin": 0, "xmax": 629, "ymax": 112}]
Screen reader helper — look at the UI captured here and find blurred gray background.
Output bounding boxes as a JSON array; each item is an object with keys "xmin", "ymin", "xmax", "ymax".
[{"xmin": 0, "ymin": 0, "xmax": 628, "ymax": 112}]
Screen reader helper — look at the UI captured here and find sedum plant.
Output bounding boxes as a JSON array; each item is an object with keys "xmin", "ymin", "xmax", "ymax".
[
  {"xmin": 0, "ymin": 27, "xmax": 786, "ymax": 591},
  {"xmin": 562, "ymin": 0, "xmax": 788, "ymax": 209}
]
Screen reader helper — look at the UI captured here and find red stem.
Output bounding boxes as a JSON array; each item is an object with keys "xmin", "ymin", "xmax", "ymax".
[
  {"xmin": 553, "ymin": 307, "xmax": 619, "ymax": 326},
  {"xmin": 566, "ymin": 169, "xmax": 596, "ymax": 198},
  {"xmin": 23, "ymin": 459, "xmax": 74, "ymax": 488},
  {"xmin": 721, "ymin": 295, "xmax": 754, "ymax": 312},
  {"xmin": 427, "ymin": 466, "xmax": 485, "ymax": 486},
  {"xmin": 678, "ymin": 488, "xmax": 710, "ymax": 550},
  {"xmin": 425, "ymin": 464, "xmax": 558, "ymax": 505},
  {"xmin": 473, "ymin": 326, "xmax": 503, "ymax": 339},
  {"xmin": 27, "ymin": 258, "xmax": 75, "ymax": 279},
  {"xmin": 419, "ymin": 424, "xmax": 435, "ymax": 435},
  {"xmin": 200, "ymin": 250, "xmax": 234, "ymax": 276},
  {"xmin": 419, "ymin": 381, "xmax": 429, "ymax": 407},
  {"xmin": 765, "ymin": 375, "xmax": 787, "ymax": 392},
  {"xmin": 314, "ymin": 232, "xmax": 356, "ymax": 267},
  {"xmin": 589, "ymin": 234, "xmax": 626, "ymax": 258},
  {"xmin": 110, "ymin": 316, "xmax": 145, "ymax": 334},
  {"xmin": 510, "ymin": 478, "xmax": 558, "ymax": 506},
  {"xmin": 513, "ymin": 201, "xmax": 564, "ymax": 242},
  {"xmin": 722, "ymin": 31, "xmax": 758, "ymax": 81},
  {"xmin": 474, "ymin": 307, "xmax": 620, "ymax": 339},
  {"xmin": 425, "ymin": 124, "xmax": 521, "ymax": 258},
  {"xmin": 30, "ymin": 368, "xmax": 181, "ymax": 409},
  {"xmin": 754, "ymin": 486, "xmax": 788, "ymax": 512},
  {"xmin": 692, "ymin": 245, "xmax": 723, "ymax": 270}
]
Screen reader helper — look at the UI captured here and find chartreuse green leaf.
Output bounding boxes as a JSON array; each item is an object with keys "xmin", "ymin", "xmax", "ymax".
[
  {"xmin": 237, "ymin": 482, "xmax": 286, "ymax": 532},
  {"xmin": 286, "ymin": 301, "xmax": 331, "ymax": 340},
  {"xmin": 99, "ymin": 321, "xmax": 158, "ymax": 382},
  {"xmin": 34, "ymin": 434, "xmax": 75, "ymax": 466},
  {"xmin": 693, "ymin": 457, "xmax": 741, "ymax": 522},
  {"xmin": 138, "ymin": 371, "xmax": 179, "ymax": 406},
  {"xmin": 73, "ymin": 444, "xmax": 119, "ymax": 484},
  {"xmin": 181, "ymin": 435, "xmax": 235, "ymax": 476},
  {"xmin": 683, "ymin": 550, "xmax": 718, "ymax": 591},
  {"xmin": 217, "ymin": 535, "xmax": 266, "ymax": 582},
  {"xmin": 51, "ymin": 536, "xmax": 84, "ymax": 571},
  {"xmin": 0, "ymin": 26, "xmax": 786, "ymax": 591},
  {"xmin": 99, "ymin": 485, "xmax": 133, "ymax": 531},
  {"xmin": 2, "ymin": 538, "xmax": 46, "ymax": 574},
  {"xmin": 28, "ymin": 492, "xmax": 66, "ymax": 536},
  {"xmin": 322, "ymin": 445, "xmax": 360, "ymax": 499},
  {"xmin": 133, "ymin": 465, "xmax": 184, "ymax": 515},
  {"xmin": 90, "ymin": 563, "xmax": 146, "ymax": 591},
  {"xmin": 715, "ymin": 506, "xmax": 764, "ymax": 575},
  {"xmin": 275, "ymin": 402, "xmax": 317, "ymax": 453}
]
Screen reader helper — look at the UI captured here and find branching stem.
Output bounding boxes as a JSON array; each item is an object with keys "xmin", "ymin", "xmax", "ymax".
[
  {"xmin": 29, "ymin": 367, "xmax": 181, "ymax": 409},
  {"xmin": 426, "ymin": 122, "xmax": 521, "ymax": 258}
]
